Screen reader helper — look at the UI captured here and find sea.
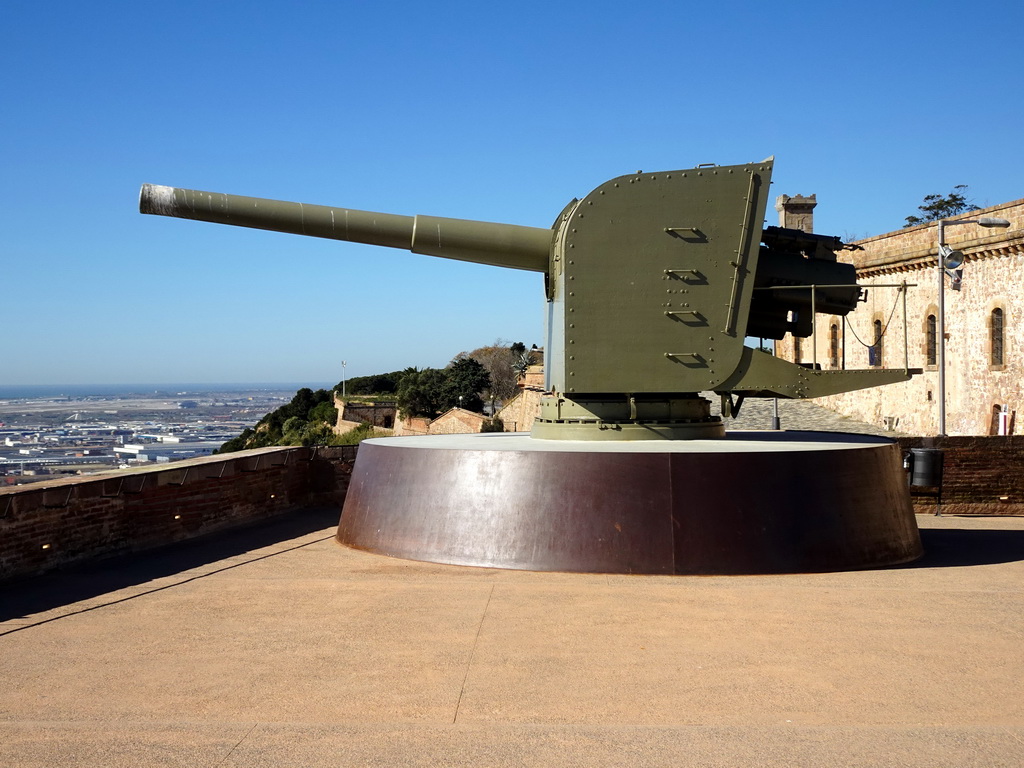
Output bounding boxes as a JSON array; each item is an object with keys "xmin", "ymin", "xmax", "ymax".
[{"xmin": 0, "ymin": 383, "xmax": 336, "ymax": 400}]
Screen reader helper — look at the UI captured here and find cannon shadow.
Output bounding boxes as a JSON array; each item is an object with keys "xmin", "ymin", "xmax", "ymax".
[
  {"xmin": 907, "ymin": 525, "xmax": 1024, "ymax": 569},
  {"xmin": 0, "ymin": 506, "xmax": 339, "ymax": 625}
]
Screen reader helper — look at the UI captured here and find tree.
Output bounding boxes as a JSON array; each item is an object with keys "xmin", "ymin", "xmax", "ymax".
[
  {"xmin": 285, "ymin": 388, "xmax": 318, "ymax": 419},
  {"xmin": 512, "ymin": 348, "xmax": 537, "ymax": 379},
  {"xmin": 461, "ymin": 340, "xmax": 531, "ymax": 413},
  {"xmin": 308, "ymin": 400, "xmax": 338, "ymax": 426},
  {"xmin": 444, "ymin": 357, "xmax": 490, "ymax": 413},
  {"xmin": 340, "ymin": 371, "xmax": 405, "ymax": 396},
  {"xmin": 281, "ymin": 416, "xmax": 305, "ymax": 444},
  {"xmin": 904, "ymin": 185, "xmax": 980, "ymax": 228},
  {"xmin": 396, "ymin": 368, "xmax": 450, "ymax": 418},
  {"xmin": 218, "ymin": 387, "xmax": 338, "ymax": 452}
]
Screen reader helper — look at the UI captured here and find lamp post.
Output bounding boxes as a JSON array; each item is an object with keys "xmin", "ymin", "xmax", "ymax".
[
  {"xmin": 936, "ymin": 216, "xmax": 1011, "ymax": 435},
  {"xmin": 341, "ymin": 360, "xmax": 347, "ymax": 399}
]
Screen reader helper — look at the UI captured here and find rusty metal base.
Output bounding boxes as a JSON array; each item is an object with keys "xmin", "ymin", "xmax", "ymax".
[{"xmin": 336, "ymin": 432, "xmax": 922, "ymax": 575}]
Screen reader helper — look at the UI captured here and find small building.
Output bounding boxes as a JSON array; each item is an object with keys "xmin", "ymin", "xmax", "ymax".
[{"xmin": 425, "ymin": 408, "xmax": 488, "ymax": 435}]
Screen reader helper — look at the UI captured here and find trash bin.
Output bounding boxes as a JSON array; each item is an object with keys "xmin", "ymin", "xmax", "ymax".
[{"xmin": 909, "ymin": 448, "xmax": 944, "ymax": 488}]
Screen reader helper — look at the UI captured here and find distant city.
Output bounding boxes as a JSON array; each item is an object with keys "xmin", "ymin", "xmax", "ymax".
[{"xmin": 0, "ymin": 383, "xmax": 331, "ymax": 487}]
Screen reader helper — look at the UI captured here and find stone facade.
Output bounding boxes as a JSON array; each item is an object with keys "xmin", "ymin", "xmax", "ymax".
[
  {"xmin": 390, "ymin": 410, "xmax": 488, "ymax": 436},
  {"xmin": 495, "ymin": 387, "xmax": 545, "ymax": 433},
  {"xmin": 776, "ymin": 193, "xmax": 816, "ymax": 233},
  {"xmin": 426, "ymin": 408, "xmax": 488, "ymax": 435},
  {"xmin": 391, "ymin": 415, "xmax": 430, "ymax": 436},
  {"xmin": 776, "ymin": 198, "xmax": 1024, "ymax": 436}
]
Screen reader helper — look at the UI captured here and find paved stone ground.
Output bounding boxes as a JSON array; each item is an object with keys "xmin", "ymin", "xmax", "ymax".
[
  {"xmin": 706, "ymin": 393, "xmax": 901, "ymax": 436},
  {"xmin": 2, "ymin": 508, "xmax": 1023, "ymax": 767}
]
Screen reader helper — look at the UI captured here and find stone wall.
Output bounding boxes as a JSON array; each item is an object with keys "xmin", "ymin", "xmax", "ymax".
[
  {"xmin": 391, "ymin": 415, "xmax": 431, "ymax": 436},
  {"xmin": 778, "ymin": 198, "xmax": 1024, "ymax": 435},
  {"xmin": 495, "ymin": 388, "xmax": 544, "ymax": 433},
  {"xmin": 0, "ymin": 445, "xmax": 356, "ymax": 582},
  {"xmin": 334, "ymin": 396, "xmax": 396, "ymax": 430}
]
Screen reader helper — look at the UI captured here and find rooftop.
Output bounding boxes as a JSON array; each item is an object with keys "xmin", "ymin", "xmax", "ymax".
[{"xmin": 2, "ymin": 508, "xmax": 1023, "ymax": 766}]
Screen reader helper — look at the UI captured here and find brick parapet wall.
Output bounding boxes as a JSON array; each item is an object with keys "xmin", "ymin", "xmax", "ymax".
[
  {"xmin": 0, "ymin": 445, "xmax": 356, "ymax": 582},
  {"xmin": 849, "ymin": 198, "xmax": 1024, "ymax": 274},
  {"xmin": 897, "ymin": 436, "xmax": 1024, "ymax": 516}
]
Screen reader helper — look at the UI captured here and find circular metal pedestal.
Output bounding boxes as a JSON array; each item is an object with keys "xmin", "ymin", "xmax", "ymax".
[{"xmin": 336, "ymin": 432, "xmax": 922, "ymax": 575}]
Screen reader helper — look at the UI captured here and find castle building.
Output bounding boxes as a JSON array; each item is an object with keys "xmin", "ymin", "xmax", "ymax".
[{"xmin": 775, "ymin": 196, "xmax": 1024, "ymax": 436}]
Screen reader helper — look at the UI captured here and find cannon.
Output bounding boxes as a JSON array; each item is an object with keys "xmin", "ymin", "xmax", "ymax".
[
  {"xmin": 140, "ymin": 158, "xmax": 910, "ymax": 440},
  {"xmin": 139, "ymin": 159, "xmax": 921, "ymax": 574}
]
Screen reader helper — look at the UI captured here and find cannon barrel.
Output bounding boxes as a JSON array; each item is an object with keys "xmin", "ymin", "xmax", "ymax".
[{"xmin": 139, "ymin": 184, "xmax": 551, "ymax": 273}]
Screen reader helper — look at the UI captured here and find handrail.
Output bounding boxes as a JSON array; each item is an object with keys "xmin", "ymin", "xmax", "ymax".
[{"xmin": 754, "ymin": 282, "xmax": 916, "ymax": 374}]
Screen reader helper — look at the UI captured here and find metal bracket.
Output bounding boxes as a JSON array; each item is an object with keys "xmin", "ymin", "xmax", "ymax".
[
  {"xmin": 665, "ymin": 227, "xmax": 708, "ymax": 243},
  {"xmin": 665, "ymin": 310, "xmax": 708, "ymax": 326},
  {"xmin": 665, "ymin": 352, "xmax": 708, "ymax": 368},
  {"xmin": 722, "ymin": 171, "xmax": 759, "ymax": 336}
]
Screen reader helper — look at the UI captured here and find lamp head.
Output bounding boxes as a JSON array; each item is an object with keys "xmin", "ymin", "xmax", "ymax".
[
  {"xmin": 940, "ymin": 244, "xmax": 965, "ymax": 270},
  {"xmin": 978, "ymin": 217, "xmax": 1011, "ymax": 228}
]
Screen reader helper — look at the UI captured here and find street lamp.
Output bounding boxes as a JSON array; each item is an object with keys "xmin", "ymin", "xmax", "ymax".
[
  {"xmin": 936, "ymin": 216, "xmax": 1011, "ymax": 435},
  {"xmin": 341, "ymin": 360, "xmax": 347, "ymax": 399}
]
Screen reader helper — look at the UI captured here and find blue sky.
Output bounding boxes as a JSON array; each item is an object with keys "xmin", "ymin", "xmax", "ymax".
[{"xmin": 4, "ymin": 0, "xmax": 1023, "ymax": 385}]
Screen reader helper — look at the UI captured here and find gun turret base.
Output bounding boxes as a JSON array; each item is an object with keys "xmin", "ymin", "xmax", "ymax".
[
  {"xmin": 531, "ymin": 394, "xmax": 725, "ymax": 440},
  {"xmin": 336, "ymin": 432, "xmax": 922, "ymax": 575}
]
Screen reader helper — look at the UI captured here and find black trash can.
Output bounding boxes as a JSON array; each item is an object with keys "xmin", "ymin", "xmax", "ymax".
[{"xmin": 909, "ymin": 448, "xmax": 944, "ymax": 488}]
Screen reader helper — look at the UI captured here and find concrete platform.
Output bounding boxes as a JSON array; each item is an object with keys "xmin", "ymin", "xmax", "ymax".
[{"xmin": 2, "ymin": 508, "xmax": 1024, "ymax": 767}]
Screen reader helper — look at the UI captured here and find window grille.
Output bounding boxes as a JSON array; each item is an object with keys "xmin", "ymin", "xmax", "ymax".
[
  {"xmin": 869, "ymin": 320, "xmax": 883, "ymax": 367},
  {"xmin": 829, "ymin": 324, "xmax": 839, "ymax": 368},
  {"xmin": 992, "ymin": 308, "xmax": 1004, "ymax": 366},
  {"xmin": 926, "ymin": 314, "xmax": 937, "ymax": 366}
]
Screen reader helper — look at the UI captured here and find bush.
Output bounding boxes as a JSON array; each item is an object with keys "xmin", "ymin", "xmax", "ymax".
[{"xmin": 332, "ymin": 422, "xmax": 380, "ymax": 445}]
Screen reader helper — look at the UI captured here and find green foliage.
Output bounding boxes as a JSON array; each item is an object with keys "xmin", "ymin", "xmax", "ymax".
[
  {"xmin": 480, "ymin": 417, "xmax": 505, "ymax": 433},
  {"xmin": 340, "ymin": 370, "xmax": 405, "ymax": 396},
  {"xmin": 332, "ymin": 422, "xmax": 380, "ymax": 445},
  {"xmin": 459, "ymin": 340, "xmax": 531, "ymax": 413},
  {"xmin": 308, "ymin": 400, "xmax": 338, "ymax": 426},
  {"xmin": 215, "ymin": 428, "xmax": 253, "ymax": 454},
  {"xmin": 904, "ymin": 185, "xmax": 980, "ymax": 228},
  {"xmin": 512, "ymin": 349, "xmax": 537, "ymax": 379},
  {"xmin": 218, "ymin": 387, "xmax": 338, "ymax": 453},
  {"xmin": 396, "ymin": 367, "xmax": 449, "ymax": 418},
  {"xmin": 219, "ymin": 341, "xmax": 534, "ymax": 452},
  {"xmin": 395, "ymin": 358, "xmax": 492, "ymax": 418},
  {"xmin": 281, "ymin": 415, "xmax": 304, "ymax": 436},
  {"xmin": 444, "ymin": 357, "xmax": 490, "ymax": 412}
]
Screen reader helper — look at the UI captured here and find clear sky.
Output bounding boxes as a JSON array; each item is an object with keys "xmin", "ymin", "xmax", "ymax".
[{"xmin": 4, "ymin": 0, "xmax": 1023, "ymax": 386}]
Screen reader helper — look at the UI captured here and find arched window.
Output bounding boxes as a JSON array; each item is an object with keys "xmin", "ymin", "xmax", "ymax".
[
  {"xmin": 926, "ymin": 314, "xmax": 937, "ymax": 367},
  {"xmin": 991, "ymin": 308, "xmax": 1005, "ymax": 367},
  {"xmin": 869, "ymin": 320, "xmax": 883, "ymax": 367},
  {"xmin": 829, "ymin": 324, "xmax": 839, "ymax": 368}
]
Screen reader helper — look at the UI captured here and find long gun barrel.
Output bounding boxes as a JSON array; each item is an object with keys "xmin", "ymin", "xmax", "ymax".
[
  {"xmin": 139, "ymin": 184, "xmax": 551, "ymax": 273},
  {"xmin": 140, "ymin": 162, "xmax": 915, "ymax": 441}
]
